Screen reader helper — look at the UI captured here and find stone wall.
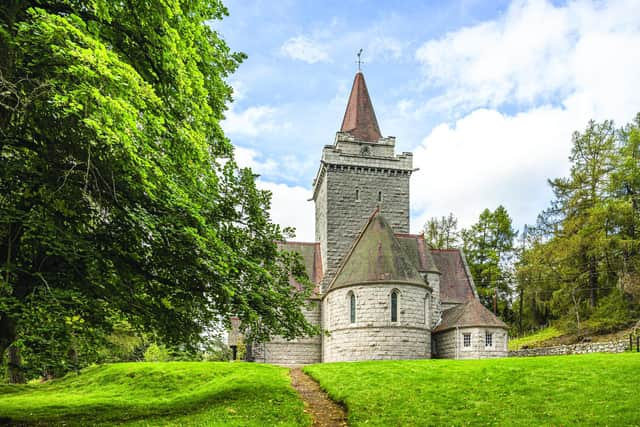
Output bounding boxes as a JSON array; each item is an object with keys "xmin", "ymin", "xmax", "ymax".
[
  {"xmin": 433, "ymin": 327, "xmax": 508, "ymax": 359},
  {"xmin": 313, "ymin": 133, "xmax": 413, "ymax": 291},
  {"xmin": 509, "ymin": 340, "xmax": 628, "ymax": 357},
  {"xmin": 323, "ymin": 283, "xmax": 431, "ymax": 362},
  {"xmin": 425, "ymin": 272, "xmax": 442, "ymax": 329},
  {"xmin": 253, "ymin": 300, "xmax": 322, "ymax": 365},
  {"xmin": 314, "ymin": 171, "xmax": 328, "ymax": 275}
]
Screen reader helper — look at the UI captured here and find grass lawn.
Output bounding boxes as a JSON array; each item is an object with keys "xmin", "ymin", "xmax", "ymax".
[
  {"xmin": 508, "ymin": 326, "xmax": 564, "ymax": 350},
  {"xmin": 305, "ymin": 353, "xmax": 640, "ymax": 426},
  {"xmin": 0, "ymin": 362, "xmax": 309, "ymax": 426}
]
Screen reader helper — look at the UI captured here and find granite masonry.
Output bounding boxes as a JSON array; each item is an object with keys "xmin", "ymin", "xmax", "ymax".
[
  {"xmin": 249, "ymin": 71, "xmax": 509, "ymax": 364},
  {"xmin": 509, "ymin": 340, "xmax": 628, "ymax": 357}
]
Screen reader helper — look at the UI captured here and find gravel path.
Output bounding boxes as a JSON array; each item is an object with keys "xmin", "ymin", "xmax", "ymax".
[{"xmin": 290, "ymin": 368, "xmax": 347, "ymax": 427}]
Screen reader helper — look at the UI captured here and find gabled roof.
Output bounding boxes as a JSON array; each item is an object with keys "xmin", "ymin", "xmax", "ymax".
[
  {"xmin": 279, "ymin": 241, "xmax": 323, "ymax": 296},
  {"xmin": 340, "ymin": 72, "xmax": 382, "ymax": 142},
  {"xmin": 328, "ymin": 210, "xmax": 426, "ymax": 291},
  {"xmin": 431, "ymin": 249, "xmax": 477, "ymax": 304},
  {"xmin": 432, "ymin": 298, "xmax": 508, "ymax": 333},
  {"xmin": 395, "ymin": 233, "xmax": 440, "ymax": 274}
]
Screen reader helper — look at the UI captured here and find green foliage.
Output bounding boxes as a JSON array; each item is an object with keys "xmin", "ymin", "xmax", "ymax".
[
  {"xmin": 0, "ymin": 1, "xmax": 316, "ymax": 381},
  {"xmin": 143, "ymin": 344, "xmax": 171, "ymax": 362},
  {"xmin": 0, "ymin": 362, "xmax": 309, "ymax": 426},
  {"xmin": 517, "ymin": 115, "xmax": 640, "ymax": 332},
  {"xmin": 584, "ymin": 290, "xmax": 637, "ymax": 334},
  {"xmin": 462, "ymin": 205, "xmax": 517, "ymax": 316},
  {"xmin": 305, "ymin": 354, "xmax": 640, "ymax": 426},
  {"xmin": 423, "ymin": 212, "xmax": 460, "ymax": 249}
]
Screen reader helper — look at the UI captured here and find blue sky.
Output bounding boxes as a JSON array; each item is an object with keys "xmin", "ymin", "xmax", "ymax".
[{"xmin": 212, "ymin": 0, "xmax": 640, "ymax": 241}]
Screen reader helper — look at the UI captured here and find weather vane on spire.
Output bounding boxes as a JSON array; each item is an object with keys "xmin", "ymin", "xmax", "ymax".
[{"xmin": 356, "ymin": 48, "xmax": 364, "ymax": 71}]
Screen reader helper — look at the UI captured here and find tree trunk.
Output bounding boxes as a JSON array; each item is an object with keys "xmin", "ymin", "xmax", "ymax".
[
  {"xmin": 589, "ymin": 256, "xmax": 598, "ymax": 307},
  {"xmin": 8, "ymin": 346, "xmax": 25, "ymax": 384},
  {"xmin": 518, "ymin": 286, "xmax": 524, "ymax": 335}
]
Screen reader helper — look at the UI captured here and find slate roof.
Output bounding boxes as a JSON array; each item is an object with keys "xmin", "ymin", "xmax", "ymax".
[
  {"xmin": 279, "ymin": 241, "xmax": 323, "ymax": 296},
  {"xmin": 340, "ymin": 72, "xmax": 382, "ymax": 142},
  {"xmin": 432, "ymin": 298, "xmax": 508, "ymax": 333},
  {"xmin": 329, "ymin": 210, "xmax": 426, "ymax": 290},
  {"xmin": 431, "ymin": 249, "xmax": 477, "ymax": 304},
  {"xmin": 394, "ymin": 233, "xmax": 439, "ymax": 274}
]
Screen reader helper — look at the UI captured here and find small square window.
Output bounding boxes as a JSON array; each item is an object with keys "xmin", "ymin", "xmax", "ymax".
[
  {"xmin": 485, "ymin": 332, "xmax": 493, "ymax": 347},
  {"xmin": 463, "ymin": 333, "xmax": 471, "ymax": 348}
]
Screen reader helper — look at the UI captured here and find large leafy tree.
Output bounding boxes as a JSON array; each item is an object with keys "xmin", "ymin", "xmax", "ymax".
[
  {"xmin": 516, "ymin": 117, "xmax": 640, "ymax": 334},
  {"xmin": 462, "ymin": 206, "xmax": 517, "ymax": 316},
  {"xmin": 0, "ymin": 1, "xmax": 315, "ymax": 381}
]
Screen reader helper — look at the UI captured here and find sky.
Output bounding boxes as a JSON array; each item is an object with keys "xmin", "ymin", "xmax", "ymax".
[{"xmin": 212, "ymin": 0, "xmax": 640, "ymax": 242}]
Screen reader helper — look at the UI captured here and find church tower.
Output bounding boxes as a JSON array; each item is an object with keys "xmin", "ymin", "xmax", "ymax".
[{"xmin": 312, "ymin": 72, "xmax": 415, "ymax": 290}]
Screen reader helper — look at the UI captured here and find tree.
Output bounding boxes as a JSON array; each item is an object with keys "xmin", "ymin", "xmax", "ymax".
[
  {"xmin": 0, "ymin": 1, "xmax": 316, "ymax": 381},
  {"xmin": 462, "ymin": 206, "xmax": 517, "ymax": 316},
  {"xmin": 515, "ymin": 117, "xmax": 640, "ymax": 334},
  {"xmin": 548, "ymin": 119, "xmax": 617, "ymax": 308},
  {"xmin": 422, "ymin": 213, "xmax": 460, "ymax": 249}
]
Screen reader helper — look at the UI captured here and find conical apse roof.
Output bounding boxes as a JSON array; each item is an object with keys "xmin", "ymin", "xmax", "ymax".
[
  {"xmin": 329, "ymin": 210, "xmax": 426, "ymax": 290},
  {"xmin": 340, "ymin": 72, "xmax": 382, "ymax": 142}
]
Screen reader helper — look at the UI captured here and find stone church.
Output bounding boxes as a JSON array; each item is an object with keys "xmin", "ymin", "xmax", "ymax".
[{"xmin": 251, "ymin": 71, "xmax": 508, "ymax": 364}]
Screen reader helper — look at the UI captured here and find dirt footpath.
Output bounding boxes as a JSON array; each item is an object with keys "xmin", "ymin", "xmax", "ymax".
[{"xmin": 289, "ymin": 368, "xmax": 347, "ymax": 427}]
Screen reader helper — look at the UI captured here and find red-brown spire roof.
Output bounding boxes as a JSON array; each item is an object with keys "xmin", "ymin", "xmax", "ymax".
[{"xmin": 340, "ymin": 72, "xmax": 382, "ymax": 142}]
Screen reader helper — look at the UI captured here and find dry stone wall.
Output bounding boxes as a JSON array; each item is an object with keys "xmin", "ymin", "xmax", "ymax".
[{"xmin": 509, "ymin": 340, "xmax": 628, "ymax": 357}]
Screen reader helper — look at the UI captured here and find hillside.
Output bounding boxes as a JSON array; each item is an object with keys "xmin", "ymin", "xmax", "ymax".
[
  {"xmin": 0, "ymin": 362, "xmax": 308, "ymax": 426},
  {"xmin": 509, "ymin": 321, "xmax": 640, "ymax": 350},
  {"xmin": 305, "ymin": 353, "xmax": 640, "ymax": 426},
  {"xmin": 3, "ymin": 355, "xmax": 640, "ymax": 426}
]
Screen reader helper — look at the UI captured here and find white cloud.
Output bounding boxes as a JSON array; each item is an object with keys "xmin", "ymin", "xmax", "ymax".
[
  {"xmin": 228, "ymin": 79, "xmax": 246, "ymax": 101},
  {"xmin": 234, "ymin": 146, "xmax": 279, "ymax": 175},
  {"xmin": 410, "ymin": 0, "xmax": 640, "ymax": 232},
  {"xmin": 234, "ymin": 147, "xmax": 315, "ymax": 241},
  {"xmin": 366, "ymin": 36, "xmax": 406, "ymax": 62},
  {"xmin": 259, "ymin": 181, "xmax": 315, "ymax": 241},
  {"xmin": 222, "ymin": 105, "xmax": 290, "ymax": 137},
  {"xmin": 280, "ymin": 36, "xmax": 331, "ymax": 64},
  {"xmin": 415, "ymin": 0, "xmax": 640, "ymax": 112},
  {"xmin": 411, "ymin": 106, "xmax": 576, "ymax": 230}
]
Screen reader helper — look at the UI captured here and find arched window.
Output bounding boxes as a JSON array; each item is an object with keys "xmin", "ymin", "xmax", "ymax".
[
  {"xmin": 391, "ymin": 290, "xmax": 398, "ymax": 322},
  {"xmin": 378, "ymin": 191, "xmax": 383, "ymax": 202},
  {"xmin": 355, "ymin": 189, "xmax": 360, "ymax": 201},
  {"xmin": 349, "ymin": 292, "xmax": 356, "ymax": 324}
]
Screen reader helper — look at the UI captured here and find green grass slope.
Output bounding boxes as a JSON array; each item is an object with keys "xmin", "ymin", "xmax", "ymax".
[
  {"xmin": 305, "ymin": 353, "xmax": 640, "ymax": 426},
  {"xmin": 508, "ymin": 326, "xmax": 564, "ymax": 350},
  {"xmin": 0, "ymin": 362, "xmax": 309, "ymax": 426}
]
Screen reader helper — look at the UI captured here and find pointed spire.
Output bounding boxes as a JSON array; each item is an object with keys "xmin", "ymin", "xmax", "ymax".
[{"xmin": 340, "ymin": 72, "xmax": 382, "ymax": 142}]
